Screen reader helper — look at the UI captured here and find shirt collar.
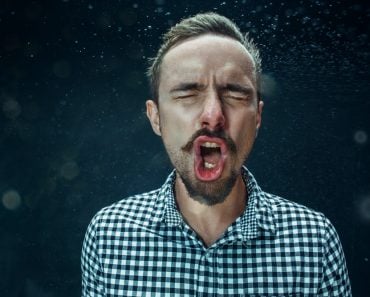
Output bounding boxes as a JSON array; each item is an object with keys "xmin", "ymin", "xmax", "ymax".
[
  {"xmin": 238, "ymin": 167, "xmax": 276, "ymax": 241},
  {"xmin": 152, "ymin": 167, "xmax": 276, "ymax": 240},
  {"xmin": 149, "ymin": 170, "xmax": 180, "ymax": 226}
]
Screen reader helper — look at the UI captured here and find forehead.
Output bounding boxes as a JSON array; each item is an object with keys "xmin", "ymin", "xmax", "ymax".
[{"xmin": 159, "ymin": 34, "xmax": 256, "ymax": 87}]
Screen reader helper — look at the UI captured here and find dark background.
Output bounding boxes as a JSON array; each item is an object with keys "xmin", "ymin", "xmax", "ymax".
[{"xmin": 0, "ymin": 0, "xmax": 369, "ymax": 296}]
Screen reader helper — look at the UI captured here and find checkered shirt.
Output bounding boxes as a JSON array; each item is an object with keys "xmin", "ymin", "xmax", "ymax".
[{"xmin": 81, "ymin": 167, "xmax": 352, "ymax": 296}]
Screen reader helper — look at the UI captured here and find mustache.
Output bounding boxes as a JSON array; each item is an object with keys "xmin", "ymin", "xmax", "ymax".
[{"xmin": 181, "ymin": 128, "xmax": 237, "ymax": 153}]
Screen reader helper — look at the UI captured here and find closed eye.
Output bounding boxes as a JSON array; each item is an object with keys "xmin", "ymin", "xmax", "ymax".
[
  {"xmin": 226, "ymin": 94, "xmax": 248, "ymax": 100},
  {"xmin": 174, "ymin": 93, "xmax": 196, "ymax": 99},
  {"xmin": 220, "ymin": 84, "xmax": 255, "ymax": 102},
  {"xmin": 170, "ymin": 82, "xmax": 203, "ymax": 100},
  {"xmin": 224, "ymin": 92, "xmax": 251, "ymax": 101}
]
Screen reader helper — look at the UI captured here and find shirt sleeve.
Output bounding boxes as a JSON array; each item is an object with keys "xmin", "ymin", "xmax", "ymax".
[
  {"xmin": 81, "ymin": 214, "xmax": 106, "ymax": 297},
  {"xmin": 318, "ymin": 217, "xmax": 352, "ymax": 296}
]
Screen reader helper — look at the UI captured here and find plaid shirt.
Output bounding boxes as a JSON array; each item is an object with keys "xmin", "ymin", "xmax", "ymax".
[{"xmin": 81, "ymin": 167, "xmax": 352, "ymax": 296}]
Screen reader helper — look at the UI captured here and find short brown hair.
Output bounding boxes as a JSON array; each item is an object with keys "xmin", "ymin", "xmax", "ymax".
[{"xmin": 147, "ymin": 12, "xmax": 262, "ymax": 102}]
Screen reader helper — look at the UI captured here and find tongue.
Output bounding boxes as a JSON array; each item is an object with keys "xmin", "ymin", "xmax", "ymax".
[
  {"xmin": 194, "ymin": 151, "xmax": 224, "ymax": 181},
  {"xmin": 203, "ymin": 150, "xmax": 221, "ymax": 164},
  {"xmin": 193, "ymin": 137, "xmax": 227, "ymax": 181}
]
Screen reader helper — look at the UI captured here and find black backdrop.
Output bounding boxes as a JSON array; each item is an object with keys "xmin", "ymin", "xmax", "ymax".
[{"xmin": 0, "ymin": 0, "xmax": 369, "ymax": 296}]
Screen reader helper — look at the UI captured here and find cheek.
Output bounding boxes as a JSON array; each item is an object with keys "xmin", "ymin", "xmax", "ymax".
[
  {"xmin": 231, "ymin": 113, "xmax": 257, "ymax": 145},
  {"xmin": 159, "ymin": 110, "xmax": 188, "ymax": 144}
]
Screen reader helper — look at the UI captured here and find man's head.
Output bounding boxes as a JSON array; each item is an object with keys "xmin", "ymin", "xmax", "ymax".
[
  {"xmin": 146, "ymin": 13, "xmax": 264, "ymax": 205},
  {"xmin": 147, "ymin": 12, "xmax": 262, "ymax": 103}
]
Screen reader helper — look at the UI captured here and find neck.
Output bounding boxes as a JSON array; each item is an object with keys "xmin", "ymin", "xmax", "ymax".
[{"xmin": 175, "ymin": 173, "xmax": 247, "ymax": 247}]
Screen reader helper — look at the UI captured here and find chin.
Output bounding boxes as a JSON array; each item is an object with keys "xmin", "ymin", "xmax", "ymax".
[{"xmin": 179, "ymin": 168, "xmax": 239, "ymax": 206}]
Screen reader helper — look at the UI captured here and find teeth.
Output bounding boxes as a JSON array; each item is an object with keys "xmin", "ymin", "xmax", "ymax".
[
  {"xmin": 204, "ymin": 162, "xmax": 216, "ymax": 169},
  {"xmin": 201, "ymin": 142, "xmax": 220, "ymax": 148}
]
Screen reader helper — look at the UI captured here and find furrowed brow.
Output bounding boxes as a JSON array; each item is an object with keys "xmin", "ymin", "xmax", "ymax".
[
  {"xmin": 170, "ymin": 82, "xmax": 204, "ymax": 93},
  {"xmin": 220, "ymin": 83, "xmax": 254, "ymax": 95}
]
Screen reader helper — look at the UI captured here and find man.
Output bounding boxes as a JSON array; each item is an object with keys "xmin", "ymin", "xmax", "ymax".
[{"xmin": 82, "ymin": 12, "xmax": 352, "ymax": 296}]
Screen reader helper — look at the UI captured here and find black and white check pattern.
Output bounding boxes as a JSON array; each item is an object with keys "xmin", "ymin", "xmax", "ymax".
[{"xmin": 82, "ymin": 167, "xmax": 352, "ymax": 296}]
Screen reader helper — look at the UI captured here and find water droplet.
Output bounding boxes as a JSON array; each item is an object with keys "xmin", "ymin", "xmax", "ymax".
[
  {"xmin": 261, "ymin": 74, "xmax": 278, "ymax": 97},
  {"xmin": 2, "ymin": 190, "xmax": 22, "ymax": 210},
  {"xmin": 60, "ymin": 161, "xmax": 80, "ymax": 180},
  {"xmin": 354, "ymin": 130, "xmax": 367, "ymax": 145},
  {"xmin": 358, "ymin": 196, "xmax": 370, "ymax": 222}
]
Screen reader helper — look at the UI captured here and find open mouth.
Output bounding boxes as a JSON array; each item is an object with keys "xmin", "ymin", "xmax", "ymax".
[
  {"xmin": 201, "ymin": 142, "xmax": 222, "ymax": 169},
  {"xmin": 194, "ymin": 136, "xmax": 227, "ymax": 181}
]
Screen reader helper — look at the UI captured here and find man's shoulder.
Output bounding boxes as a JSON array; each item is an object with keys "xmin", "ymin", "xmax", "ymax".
[
  {"xmin": 264, "ymin": 192, "xmax": 330, "ymax": 231},
  {"xmin": 245, "ymin": 167, "xmax": 329, "ymax": 231},
  {"xmin": 90, "ymin": 188, "xmax": 162, "ymax": 229}
]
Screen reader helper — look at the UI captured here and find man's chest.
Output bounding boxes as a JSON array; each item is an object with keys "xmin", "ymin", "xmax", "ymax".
[{"xmin": 98, "ymin": 229, "xmax": 323, "ymax": 296}]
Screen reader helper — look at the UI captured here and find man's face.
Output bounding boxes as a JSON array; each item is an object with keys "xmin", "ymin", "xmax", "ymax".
[{"xmin": 146, "ymin": 34, "xmax": 263, "ymax": 205}]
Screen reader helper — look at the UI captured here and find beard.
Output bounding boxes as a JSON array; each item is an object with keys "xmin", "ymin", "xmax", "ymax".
[
  {"xmin": 164, "ymin": 128, "xmax": 242, "ymax": 206},
  {"xmin": 178, "ymin": 165, "xmax": 239, "ymax": 206}
]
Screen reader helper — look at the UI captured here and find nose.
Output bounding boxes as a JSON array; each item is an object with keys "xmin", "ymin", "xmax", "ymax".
[{"xmin": 199, "ymin": 92, "xmax": 226, "ymax": 131}]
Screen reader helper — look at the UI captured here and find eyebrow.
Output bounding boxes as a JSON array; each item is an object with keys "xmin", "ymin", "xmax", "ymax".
[
  {"xmin": 169, "ymin": 82, "xmax": 254, "ymax": 95},
  {"xmin": 219, "ymin": 83, "xmax": 254, "ymax": 95},
  {"xmin": 169, "ymin": 82, "xmax": 205, "ymax": 93}
]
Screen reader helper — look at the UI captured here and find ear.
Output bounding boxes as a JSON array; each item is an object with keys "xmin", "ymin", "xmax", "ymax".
[
  {"xmin": 146, "ymin": 100, "xmax": 161, "ymax": 136},
  {"xmin": 256, "ymin": 100, "xmax": 264, "ymax": 130}
]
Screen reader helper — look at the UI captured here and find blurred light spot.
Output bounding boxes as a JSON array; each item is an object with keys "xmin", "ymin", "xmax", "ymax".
[
  {"xmin": 24, "ymin": 42, "xmax": 39, "ymax": 58},
  {"xmin": 358, "ymin": 196, "xmax": 370, "ymax": 222},
  {"xmin": 2, "ymin": 99, "xmax": 21, "ymax": 119},
  {"xmin": 2, "ymin": 190, "xmax": 21, "ymax": 210},
  {"xmin": 155, "ymin": 0, "xmax": 165, "ymax": 5},
  {"xmin": 261, "ymin": 73, "xmax": 278, "ymax": 97},
  {"xmin": 60, "ymin": 161, "xmax": 80, "ymax": 180},
  {"xmin": 52, "ymin": 60, "xmax": 71, "ymax": 78},
  {"xmin": 353, "ymin": 130, "xmax": 367, "ymax": 144}
]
